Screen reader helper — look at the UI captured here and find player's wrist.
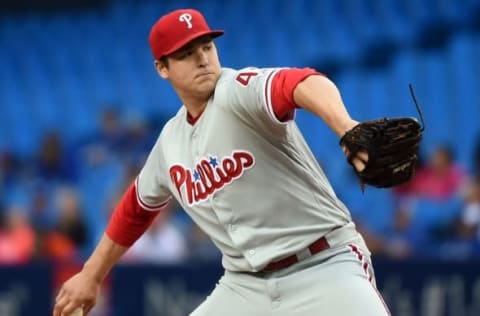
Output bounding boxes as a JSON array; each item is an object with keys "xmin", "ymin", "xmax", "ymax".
[
  {"xmin": 81, "ymin": 261, "xmax": 106, "ymax": 285},
  {"xmin": 338, "ymin": 119, "xmax": 359, "ymax": 138}
]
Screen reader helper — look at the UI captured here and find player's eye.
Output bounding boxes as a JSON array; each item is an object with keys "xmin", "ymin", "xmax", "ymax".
[{"xmin": 178, "ymin": 50, "xmax": 193, "ymax": 60}]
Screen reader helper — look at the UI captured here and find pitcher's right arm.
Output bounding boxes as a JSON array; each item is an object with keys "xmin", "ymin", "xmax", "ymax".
[{"xmin": 53, "ymin": 181, "xmax": 167, "ymax": 316}]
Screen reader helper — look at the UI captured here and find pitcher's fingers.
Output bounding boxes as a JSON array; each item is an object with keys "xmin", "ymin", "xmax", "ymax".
[
  {"xmin": 357, "ymin": 150, "xmax": 369, "ymax": 162},
  {"xmin": 55, "ymin": 288, "xmax": 66, "ymax": 303},
  {"xmin": 53, "ymin": 304, "xmax": 64, "ymax": 316},
  {"xmin": 60, "ymin": 301, "xmax": 84, "ymax": 316},
  {"xmin": 341, "ymin": 145, "xmax": 350, "ymax": 156},
  {"xmin": 352, "ymin": 157, "xmax": 366, "ymax": 172},
  {"xmin": 53, "ymin": 295, "xmax": 71, "ymax": 316}
]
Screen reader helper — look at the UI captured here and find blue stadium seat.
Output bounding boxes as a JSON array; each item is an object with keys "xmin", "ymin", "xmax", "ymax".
[
  {"xmin": 77, "ymin": 157, "xmax": 125, "ymax": 242},
  {"xmin": 1, "ymin": 0, "xmax": 480, "ymax": 262},
  {"xmin": 416, "ymin": 52, "xmax": 452, "ymax": 144},
  {"xmin": 445, "ymin": 33, "xmax": 480, "ymax": 166},
  {"xmin": 410, "ymin": 196, "xmax": 462, "ymax": 232},
  {"xmin": 335, "ymin": 70, "xmax": 364, "ymax": 118},
  {"xmin": 387, "ymin": 50, "xmax": 419, "ymax": 115},
  {"xmin": 370, "ymin": 0, "xmax": 415, "ymax": 46},
  {"xmin": 362, "ymin": 70, "xmax": 391, "ymax": 119}
]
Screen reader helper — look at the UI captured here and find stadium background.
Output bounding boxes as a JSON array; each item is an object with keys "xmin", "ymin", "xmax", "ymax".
[{"xmin": 0, "ymin": 0, "xmax": 479, "ymax": 315}]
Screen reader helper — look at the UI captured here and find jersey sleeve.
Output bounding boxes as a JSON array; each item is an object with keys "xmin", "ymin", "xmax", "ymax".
[
  {"xmin": 105, "ymin": 136, "xmax": 172, "ymax": 247},
  {"xmin": 221, "ymin": 67, "xmax": 320, "ymax": 126},
  {"xmin": 136, "ymin": 136, "xmax": 172, "ymax": 210},
  {"xmin": 270, "ymin": 67, "xmax": 321, "ymax": 121},
  {"xmin": 106, "ymin": 181, "xmax": 167, "ymax": 247}
]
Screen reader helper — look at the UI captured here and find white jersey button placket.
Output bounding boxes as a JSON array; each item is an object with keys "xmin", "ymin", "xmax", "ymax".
[{"xmin": 191, "ymin": 130, "xmax": 199, "ymax": 160}]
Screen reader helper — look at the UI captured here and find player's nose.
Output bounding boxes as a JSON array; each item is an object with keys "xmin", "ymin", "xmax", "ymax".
[{"xmin": 196, "ymin": 50, "xmax": 209, "ymax": 66}]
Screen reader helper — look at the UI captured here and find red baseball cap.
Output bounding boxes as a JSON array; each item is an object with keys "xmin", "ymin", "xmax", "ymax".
[{"xmin": 148, "ymin": 9, "xmax": 224, "ymax": 59}]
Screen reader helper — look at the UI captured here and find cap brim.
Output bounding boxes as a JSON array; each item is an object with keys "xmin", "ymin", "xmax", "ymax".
[{"xmin": 163, "ymin": 30, "xmax": 224, "ymax": 57}]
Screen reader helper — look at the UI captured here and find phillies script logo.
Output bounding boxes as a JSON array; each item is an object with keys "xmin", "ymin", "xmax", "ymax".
[{"xmin": 170, "ymin": 151, "xmax": 255, "ymax": 206}]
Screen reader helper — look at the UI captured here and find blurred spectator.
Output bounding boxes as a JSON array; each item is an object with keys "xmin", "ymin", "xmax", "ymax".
[
  {"xmin": 355, "ymin": 205, "xmax": 429, "ymax": 260},
  {"xmin": 426, "ymin": 179, "xmax": 480, "ymax": 260},
  {"xmin": 377, "ymin": 145, "xmax": 470, "ymax": 259},
  {"xmin": 29, "ymin": 184, "xmax": 55, "ymax": 232},
  {"xmin": 43, "ymin": 187, "xmax": 88, "ymax": 261},
  {"xmin": 76, "ymin": 107, "xmax": 126, "ymax": 166},
  {"xmin": 381, "ymin": 207, "xmax": 429, "ymax": 260},
  {"xmin": 0, "ymin": 151, "xmax": 22, "ymax": 191},
  {"xmin": 32, "ymin": 131, "xmax": 77, "ymax": 183},
  {"xmin": 456, "ymin": 178, "xmax": 480, "ymax": 240},
  {"xmin": 0, "ymin": 206, "xmax": 35, "ymax": 264},
  {"xmin": 396, "ymin": 145, "xmax": 467, "ymax": 201},
  {"xmin": 474, "ymin": 134, "xmax": 480, "ymax": 180},
  {"xmin": 122, "ymin": 205, "xmax": 188, "ymax": 264},
  {"xmin": 121, "ymin": 111, "xmax": 157, "ymax": 167},
  {"xmin": 104, "ymin": 159, "xmax": 142, "ymax": 221},
  {"xmin": 354, "ymin": 224, "xmax": 385, "ymax": 256},
  {"xmin": 55, "ymin": 187, "xmax": 88, "ymax": 247}
]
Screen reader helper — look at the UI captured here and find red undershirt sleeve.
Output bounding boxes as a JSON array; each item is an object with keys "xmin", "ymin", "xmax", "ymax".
[
  {"xmin": 106, "ymin": 181, "xmax": 164, "ymax": 247},
  {"xmin": 270, "ymin": 68, "xmax": 324, "ymax": 121}
]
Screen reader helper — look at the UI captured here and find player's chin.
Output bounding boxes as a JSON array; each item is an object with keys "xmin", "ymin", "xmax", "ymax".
[{"xmin": 195, "ymin": 79, "xmax": 216, "ymax": 93}]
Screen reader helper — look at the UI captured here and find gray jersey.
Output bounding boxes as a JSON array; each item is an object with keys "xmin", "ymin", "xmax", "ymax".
[{"xmin": 136, "ymin": 67, "xmax": 353, "ymax": 272}]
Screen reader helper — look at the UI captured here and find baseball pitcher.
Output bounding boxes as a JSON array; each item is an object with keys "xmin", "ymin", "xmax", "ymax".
[{"xmin": 53, "ymin": 8, "xmax": 422, "ymax": 316}]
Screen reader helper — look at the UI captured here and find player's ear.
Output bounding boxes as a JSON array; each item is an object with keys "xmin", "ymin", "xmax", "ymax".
[{"xmin": 154, "ymin": 59, "xmax": 169, "ymax": 79}]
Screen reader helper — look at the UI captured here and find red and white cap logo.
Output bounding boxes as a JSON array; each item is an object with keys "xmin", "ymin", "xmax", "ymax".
[
  {"xmin": 149, "ymin": 9, "xmax": 224, "ymax": 59},
  {"xmin": 179, "ymin": 13, "xmax": 193, "ymax": 29}
]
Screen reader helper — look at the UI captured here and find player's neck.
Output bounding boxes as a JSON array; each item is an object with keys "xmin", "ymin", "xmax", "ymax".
[
  {"xmin": 179, "ymin": 92, "xmax": 210, "ymax": 118},
  {"xmin": 183, "ymin": 100, "xmax": 208, "ymax": 118}
]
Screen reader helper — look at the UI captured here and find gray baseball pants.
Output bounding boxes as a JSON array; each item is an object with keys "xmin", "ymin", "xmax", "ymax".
[{"xmin": 190, "ymin": 241, "xmax": 390, "ymax": 316}]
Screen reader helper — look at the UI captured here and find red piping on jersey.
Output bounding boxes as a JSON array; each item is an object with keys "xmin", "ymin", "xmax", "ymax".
[
  {"xmin": 264, "ymin": 70, "xmax": 278, "ymax": 121},
  {"xmin": 187, "ymin": 107, "xmax": 206, "ymax": 125},
  {"xmin": 106, "ymin": 181, "xmax": 168, "ymax": 247},
  {"xmin": 348, "ymin": 244, "xmax": 392, "ymax": 316},
  {"xmin": 134, "ymin": 178, "xmax": 171, "ymax": 211},
  {"xmin": 270, "ymin": 68, "xmax": 323, "ymax": 121}
]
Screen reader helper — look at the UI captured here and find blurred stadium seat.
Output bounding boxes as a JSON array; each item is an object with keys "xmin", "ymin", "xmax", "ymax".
[
  {"xmin": 1, "ymin": 3, "xmax": 480, "ymax": 316},
  {"xmin": 0, "ymin": 0, "xmax": 478, "ymax": 157},
  {"xmin": 0, "ymin": 0, "xmax": 479, "ymax": 261}
]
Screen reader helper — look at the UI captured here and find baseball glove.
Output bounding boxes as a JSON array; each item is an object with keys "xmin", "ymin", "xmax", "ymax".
[{"xmin": 340, "ymin": 85, "xmax": 425, "ymax": 191}]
